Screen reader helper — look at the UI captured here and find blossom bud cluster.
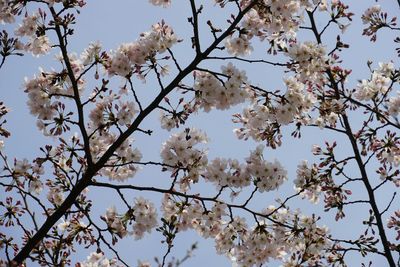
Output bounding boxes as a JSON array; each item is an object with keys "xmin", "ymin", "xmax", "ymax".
[
  {"xmin": 387, "ymin": 210, "xmax": 400, "ymax": 241},
  {"xmin": 361, "ymin": 5, "xmax": 381, "ymax": 25},
  {"xmin": 107, "ymin": 21, "xmax": 177, "ymax": 77}
]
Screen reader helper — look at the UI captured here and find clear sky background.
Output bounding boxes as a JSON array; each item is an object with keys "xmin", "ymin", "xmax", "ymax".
[{"xmin": 1, "ymin": 0, "xmax": 399, "ymax": 266}]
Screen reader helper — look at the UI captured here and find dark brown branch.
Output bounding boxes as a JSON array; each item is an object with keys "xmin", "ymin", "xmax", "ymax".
[
  {"xmin": 127, "ymin": 77, "xmax": 143, "ymax": 112},
  {"xmin": 189, "ymin": 0, "xmax": 201, "ymax": 54},
  {"xmin": 167, "ymin": 48, "xmax": 182, "ymax": 72},
  {"xmin": 49, "ymin": 7, "xmax": 93, "ymax": 167},
  {"xmin": 380, "ymin": 192, "xmax": 397, "ymax": 216},
  {"xmin": 206, "ymin": 56, "xmax": 291, "ymax": 67}
]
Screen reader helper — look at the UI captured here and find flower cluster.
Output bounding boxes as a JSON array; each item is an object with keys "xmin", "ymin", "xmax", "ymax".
[
  {"xmin": 131, "ymin": 197, "xmax": 158, "ymax": 239},
  {"xmin": 202, "ymin": 158, "xmax": 251, "ymax": 189},
  {"xmin": 216, "ymin": 206, "xmax": 329, "ymax": 267},
  {"xmin": 354, "ymin": 69, "xmax": 391, "ymax": 101},
  {"xmin": 191, "ymin": 202, "xmax": 228, "ymax": 239},
  {"xmin": 161, "ymin": 195, "xmax": 204, "ymax": 231},
  {"xmin": 81, "ymin": 41, "xmax": 102, "ymax": 66},
  {"xmin": 193, "ymin": 63, "xmax": 249, "ymax": 111},
  {"xmin": 231, "ymin": 223, "xmax": 286, "ymax": 266},
  {"xmin": 107, "ymin": 21, "xmax": 177, "ymax": 77},
  {"xmin": 246, "ymin": 145, "xmax": 287, "ymax": 192},
  {"xmin": 233, "ymin": 77, "xmax": 316, "ymax": 144},
  {"xmin": 203, "ymin": 145, "xmax": 286, "ymax": 191},
  {"xmin": 233, "ymin": 103, "xmax": 276, "ymax": 143},
  {"xmin": 226, "ymin": 0, "xmax": 308, "ymax": 56},
  {"xmin": 24, "ymin": 66, "xmax": 86, "ymax": 136},
  {"xmin": 14, "ymin": 13, "xmax": 38, "ymax": 37},
  {"xmin": 86, "ymin": 91, "xmax": 143, "ymax": 180},
  {"xmin": 0, "ymin": 0, "xmax": 19, "ymax": 24},
  {"xmin": 214, "ymin": 217, "xmax": 248, "ymax": 256},
  {"xmin": 10, "ymin": 157, "xmax": 44, "ymax": 195},
  {"xmin": 137, "ymin": 260, "xmax": 152, "ymax": 267},
  {"xmin": 149, "ymin": 0, "xmax": 171, "ymax": 8},
  {"xmin": 257, "ymin": 0, "xmax": 302, "ymax": 34},
  {"xmin": 380, "ymin": 146, "xmax": 400, "ymax": 168},
  {"xmin": 24, "ymin": 75, "xmax": 58, "ymax": 121},
  {"xmin": 286, "ymin": 41, "xmax": 328, "ymax": 86},
  {"xmin": 102, "ymin": 198, "xmax": 157, "ymax": 242},
  {"xmin": 89, "ymin": 94, "xmax": 137, "ymax": 128},
  {"xmin": 294, "ymin": 160, "xmax": 321, "ymax": 203},
  {"xmin": 162, "ymin": 197, "xmax": 226, "ymax": 238},
  {"xmin": 225, "ymin": 36, "xmax": 253, "ymax": 57},
  {"xmin": 162, "ymin": 178, "xmax": 328, "ymax": 267},
  {"xmin": 388, "ymin": 93, "xmax": 400, "ymax": 116},
  {"xmin": 91, "ymin": 133, "xmax": 142, "ymax": 181},
  {"xmin": 102, "ymin": 206, "xmax": 128, "ymax": 239},
  {"xmin": 282, "ymin": 215, "xmax": 330, "ymax": 266},
  {"xmin": 160, "ymin": 128, "xmax": 208, "ymax": 190},
  {"xmin": 14, "ymin": 12, "xmax": 51, "ymax": 56},
  {"xmin": 76, "ymin": 252, "xmax": 117, "ymax": 267},
  {"xmin": 47, "ymin": 187, "xmax": 65, "ymax": 206},
  {"xmin": 276, "ymin": 76, "xmax": 316, "ymax": 125}
]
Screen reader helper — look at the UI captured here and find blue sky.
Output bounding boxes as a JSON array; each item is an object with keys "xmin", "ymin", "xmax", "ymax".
[{"xmin": 1, "ymin": 0, "xmax": 399, "ymax": 266}]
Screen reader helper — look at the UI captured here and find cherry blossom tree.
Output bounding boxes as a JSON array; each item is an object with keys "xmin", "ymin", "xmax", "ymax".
[{"xmin": 0, "ymin": 0, "xmax": 399, "ymax": 266}]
